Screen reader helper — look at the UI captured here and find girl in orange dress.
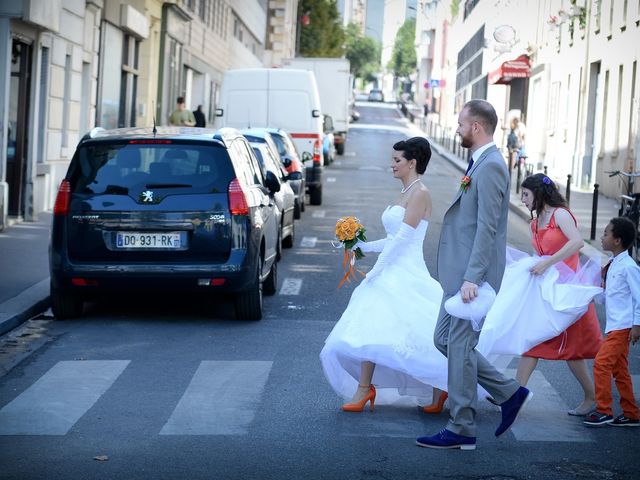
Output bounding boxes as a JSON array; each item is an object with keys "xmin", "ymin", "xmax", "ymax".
[{"xmin": 516, "ymin": 174, "xmax": 603, "ymax": 416}]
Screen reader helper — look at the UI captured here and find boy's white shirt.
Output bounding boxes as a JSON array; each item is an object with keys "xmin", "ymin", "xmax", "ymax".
[{"xmin": 604, "ymin": 250, "xmax": 640, "ymax": 333}]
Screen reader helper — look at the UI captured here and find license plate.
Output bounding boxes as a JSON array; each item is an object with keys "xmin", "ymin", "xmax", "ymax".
[{"xmin": 116, "ymin": 232, "xmax": 182, "ymax": 249}]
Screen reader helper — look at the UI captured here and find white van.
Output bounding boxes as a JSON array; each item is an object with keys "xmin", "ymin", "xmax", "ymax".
[{"xmin": 215, "ymin": 68, "xmax": 324, "ymax": 205}]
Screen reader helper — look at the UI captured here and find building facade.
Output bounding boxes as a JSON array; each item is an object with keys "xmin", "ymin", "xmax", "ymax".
[
  {"xmin": 414, "ymin": 0, "xmax": 640, "ymax": 197},
  {"xmin": 0, "ymin": 0, "xmax": 277, "ymax": 230}
]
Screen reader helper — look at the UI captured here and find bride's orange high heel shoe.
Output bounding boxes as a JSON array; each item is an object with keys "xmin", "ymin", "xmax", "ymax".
[
  {"xmin": 423, "ymin": 391, "xmax": 448, "ymax": 414},
  {"xmin": 342, "ymin": 384, "xmax": 376, "ymax": 412}
]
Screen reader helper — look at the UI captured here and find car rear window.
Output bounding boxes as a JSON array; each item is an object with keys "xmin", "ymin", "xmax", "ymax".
[{"xmin": 69, "ymin": 142, "xmax": 234, "ymax": 194}]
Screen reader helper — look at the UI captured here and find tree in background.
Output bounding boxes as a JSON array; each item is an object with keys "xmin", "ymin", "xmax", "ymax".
[
  {"xmin": 344, "ymin": 23, "xmax": 381, "ymax": 83},
  {"xmin": 298, "ymin": 0, "xmax": 345, "ymax": 57},
  {"xmin": 388, "ymin": 18, "xmax": 416, "ymax": 78}
]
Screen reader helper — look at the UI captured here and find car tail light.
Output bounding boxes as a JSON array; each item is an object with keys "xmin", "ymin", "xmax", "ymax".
[
  {"xmin": 313, "ymin": 139, "xmax": 322, "ymax": 165},
  {"xmin": 228, "ymin": 178, "xmax": 249, "ymax": 215},
  {"xmin": 53, "ymin": 180, "xmax": 71, "ymax": 216},
  {"xmin": 198, "ymin": 278, "xmax": 226, "ymax": 286},
  {"xmin": 128, "ymin": 140, "xmax": 172, "ymax": 144},
  {"xmin": 71, "ymin": 278, "xmax": 98, "ymax": 286}
]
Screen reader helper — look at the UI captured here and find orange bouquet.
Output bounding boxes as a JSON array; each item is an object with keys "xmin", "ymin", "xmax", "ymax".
[{"xmin": 334, "ymin": 216, "xmax": 367, "ymax": 288}]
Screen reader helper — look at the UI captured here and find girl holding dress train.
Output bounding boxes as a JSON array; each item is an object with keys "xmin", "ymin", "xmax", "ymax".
[
  {"xmin": 320, "ymin": 137, "xmax": 448, "ymax": 413},
  {"xmin": 515, "ymin": 174, "xmax": 603, "ymax": 416}
]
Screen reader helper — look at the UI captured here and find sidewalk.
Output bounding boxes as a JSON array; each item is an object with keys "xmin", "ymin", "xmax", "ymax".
[
  {"xmin": 0, "ymin": 213, "xmax": 51, "ymax": 336},
  {"xmin": 402, "ymin": 114, "xmax": 616, "ymax": 264}
]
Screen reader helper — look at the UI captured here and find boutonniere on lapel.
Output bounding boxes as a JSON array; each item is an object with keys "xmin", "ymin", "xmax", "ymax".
[{"xmin": 460, "ymin": 175, "xmax": 472, "ymax": 193}]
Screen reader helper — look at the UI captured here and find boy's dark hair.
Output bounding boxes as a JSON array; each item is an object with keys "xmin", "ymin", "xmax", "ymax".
[
  {"xmin": 392, "ymin": 137, "xmax": 432, "ymax": 174},
  {"xmin": 176, "ymin": 96, "xmax": 185, "ymax": 104},
  {"xmin": 609, "ymin": 216, "xmax": 636, "ymax": 249}
]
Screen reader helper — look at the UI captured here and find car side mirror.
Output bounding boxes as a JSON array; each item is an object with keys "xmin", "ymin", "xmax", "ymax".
[
  {"xmin": 281, "ymin": 155, "xmax": 292, "ymax": 168},
  {"xmin": 301, "ymin": 151, "xmax": 312, "ymax": 163},
  {"xmin": 265, "ymin": 171, "xmax": 280, "ymax": 194},
  {"xmin": 287, "ymin": 171, "xmax": 302, "ymax": 180}
]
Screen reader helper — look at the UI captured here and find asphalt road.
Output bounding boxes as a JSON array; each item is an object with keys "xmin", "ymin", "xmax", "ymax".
[{"xmin": 0, "ymin": 103, "xmax": 636, "ymax": 480}]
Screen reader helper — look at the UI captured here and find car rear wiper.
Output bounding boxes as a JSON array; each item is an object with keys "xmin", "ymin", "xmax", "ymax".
[{"xmin": 145, "ymin": 183, "xmax": 192, "ymax": 189}]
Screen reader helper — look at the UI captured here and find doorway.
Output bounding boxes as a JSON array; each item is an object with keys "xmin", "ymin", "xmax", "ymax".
[{"xmin": 6, "ymin": 39, "xmax": 32, "ymax": 218}]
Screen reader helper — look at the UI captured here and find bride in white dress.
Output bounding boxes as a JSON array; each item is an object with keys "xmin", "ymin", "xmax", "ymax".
[{"xmin": 320, "ymin": 137, "xmax": 449, "ymax": 412}]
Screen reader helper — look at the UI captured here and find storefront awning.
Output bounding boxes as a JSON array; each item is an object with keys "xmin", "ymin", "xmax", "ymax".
[{"xmin": 489, "ymin": 55, "xmax": 531, "ymax": 85}]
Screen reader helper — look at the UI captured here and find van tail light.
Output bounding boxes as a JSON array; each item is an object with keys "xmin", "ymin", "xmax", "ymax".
[
  {"xmin": 228, "ymin": 178, "xmax": 249, "ymax": 215},
  {"xmin": 313, "ymin": 139, "xmax": 322, "ymax": 165},
  {"xmin": 54, "ymin": 180, "xmax": 71, "ymax": 216}
]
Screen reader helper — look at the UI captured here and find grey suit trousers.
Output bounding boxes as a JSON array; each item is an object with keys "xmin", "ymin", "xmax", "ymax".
[{"xmin": 434, "ymin": 298, "xmax": 520, "ymax": 437}]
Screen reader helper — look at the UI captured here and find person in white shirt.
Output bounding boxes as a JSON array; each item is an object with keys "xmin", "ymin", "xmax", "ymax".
[{"xmin": 584, "ymin": 217, "xmax": 640, "ymax": 427}]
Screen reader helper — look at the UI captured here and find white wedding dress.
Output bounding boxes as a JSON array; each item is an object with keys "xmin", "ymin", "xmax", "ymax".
[{"xmin": 320, "ymin": 205, "xmax": 448, "ymax": 404}]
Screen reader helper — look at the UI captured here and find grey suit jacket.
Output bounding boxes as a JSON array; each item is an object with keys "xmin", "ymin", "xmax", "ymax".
[{"xmin": 437, "ymin": 145, "xmax": 510, "ymax": 296}]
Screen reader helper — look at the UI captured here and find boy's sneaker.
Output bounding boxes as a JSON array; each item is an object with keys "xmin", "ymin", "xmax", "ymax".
[
  {"xmin": 583, "ymin": 411, "xmax": 613, "ymax": 426},
  {"xmin": 609, "ymin": 414, "xmax": 640, "ymax": 427}
]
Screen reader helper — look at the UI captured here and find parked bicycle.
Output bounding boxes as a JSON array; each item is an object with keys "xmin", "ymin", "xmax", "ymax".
[{"xmin": 607, "ymin": 170, "xmax": 640, "ymax": 263}]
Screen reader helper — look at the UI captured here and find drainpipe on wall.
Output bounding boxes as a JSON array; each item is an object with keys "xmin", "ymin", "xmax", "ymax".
[
  {"xmin": 0, "ymin": 18, "xmax": 11, "ymax": 231},
  {"xmin": 572, "ymin": 0, "xmax": 592, "ymax": 189}
]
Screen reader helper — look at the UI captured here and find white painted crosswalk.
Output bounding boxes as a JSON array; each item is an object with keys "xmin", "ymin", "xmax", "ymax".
[
  {"xmin": 0, "ymin": 359, "xmax": 635, "ymax": 440},
  {"xmin": 0, "ymin": 360, "xmax": 129, "ymax": 435},
  {"xmin": 160, "ymin": 361, "xmax": 272, "ymax": 435}
]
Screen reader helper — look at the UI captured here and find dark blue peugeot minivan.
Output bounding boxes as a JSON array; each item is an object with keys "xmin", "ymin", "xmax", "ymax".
[{"xmin": 49, "ymin": 127, "xmax": 280, "ymax": 320}]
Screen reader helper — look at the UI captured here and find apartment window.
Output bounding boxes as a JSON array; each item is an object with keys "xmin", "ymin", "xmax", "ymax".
[
  {"xmin": 627, "ymin": 61, "xmax": 637, "ymax": 161},
  {"xmin": 80, "ymin": 62, "xmax": 91, "ymax": 135},
  {"xmin": 547, "ymin": 81, "xmax": 560, "ymax": 135},
  {"xmin": 608, "ymin": 0, "xmax": 615, "ymax": 37},
  {"xmin": 614, "ymin": 65, "xmax": 624, "ymax": 155},
  {"xmin": 599, "ymin": 70, "xmax": 610, "ymax": 157},
  {"xmin": 622, "ymin": 0, "xmax": 628, "ymax": 25},
  {"xmin": 62, "ymin": 54, "xmax": 71, "ymax": 148},
  {"xmin": 563, "ymin": 74, "xmax": 572, "ymax": 142},
  {"xmin": 199, "ymin": 0, "xmax": 206, "ymax": 21},
  {"xmin": 594, "ymin": 0, "xmax": 602, "ymax": 32},
  {"xmin": 119, "ymin": 35, "xmax": 140, "ymax": 128}
]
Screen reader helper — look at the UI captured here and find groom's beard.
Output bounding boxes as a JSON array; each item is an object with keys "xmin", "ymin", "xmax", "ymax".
[{"xmin": 460, "ymin": 135, "xmax": 472, "ymax": 148}]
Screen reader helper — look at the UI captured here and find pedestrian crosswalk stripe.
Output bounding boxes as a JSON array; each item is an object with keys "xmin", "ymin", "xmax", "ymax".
[
  {"xmin": 279, "ymin": 278, "xmax": 303, "ymax": 295},
  {"xmin": 312, "ymin": 210, "xmax": 326, "ymax": 218},
  {"xmin": 0, "ymin": 360, "xmax": 130, "ymax": 435},
  {"xmin": 160, "ymin": 361, "xmax": 272, "ymax": 435},
  {"xmin": 300, "ymin": 236, "xmax": 317, "ymax": 248},
  {"xmin": 509, "ymin": 369, "xmax": 594, "ymax": 442}
]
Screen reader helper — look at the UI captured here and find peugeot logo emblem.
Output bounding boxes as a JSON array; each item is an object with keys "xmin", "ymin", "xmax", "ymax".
[{"xmin": 142, "ymin": 190, "xmax": 154, "ymax": 202}]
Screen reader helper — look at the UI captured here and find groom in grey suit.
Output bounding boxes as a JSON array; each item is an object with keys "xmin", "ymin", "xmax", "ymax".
[{"xmin": 416, "ymin": 100, "xmax": 532, "ymax": 450}]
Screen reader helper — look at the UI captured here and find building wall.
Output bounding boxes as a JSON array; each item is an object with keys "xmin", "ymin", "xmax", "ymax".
[
  {"xmin": 0, "ymin": 0, "xmax": 292, "ymax": 228},
  {"xmin": 416, "ymin": 0, "xmax": 640, "ymax": 197}
]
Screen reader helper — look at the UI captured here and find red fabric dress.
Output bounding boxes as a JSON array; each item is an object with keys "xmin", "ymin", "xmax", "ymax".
[{"xmin": 523, "ymin": 208, "xmax": 603, "ymax": 360}]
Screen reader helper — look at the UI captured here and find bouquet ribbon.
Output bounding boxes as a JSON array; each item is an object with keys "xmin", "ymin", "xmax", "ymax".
[{"xmin": 338, "ymin": 249, "xmax": 366, "ymax": 288}]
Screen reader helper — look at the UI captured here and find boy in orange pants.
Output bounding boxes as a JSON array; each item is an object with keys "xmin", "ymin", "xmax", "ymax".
[{"xmin": 584, "ymin": 217, "xmax": 640, "ymax": 427}]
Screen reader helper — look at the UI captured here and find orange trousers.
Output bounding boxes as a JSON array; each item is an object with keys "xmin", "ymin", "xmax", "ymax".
[{"xmin": 593, "ymin": 328, "xmax": 640, "ymax": 418}]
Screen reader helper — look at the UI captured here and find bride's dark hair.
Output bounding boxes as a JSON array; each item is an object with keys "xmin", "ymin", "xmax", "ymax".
[
  {"xmin": 521, "ymin": 173, "xmax": 568, "ymax": 219},
  {"xmin": 393, "ymin": 137, "xmax": 432, "ymax": 174}
]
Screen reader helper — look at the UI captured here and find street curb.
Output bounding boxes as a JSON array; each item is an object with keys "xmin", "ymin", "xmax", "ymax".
[{"xmin": 0, "ymin": 278, "xmax": 50, "ymax": 336}]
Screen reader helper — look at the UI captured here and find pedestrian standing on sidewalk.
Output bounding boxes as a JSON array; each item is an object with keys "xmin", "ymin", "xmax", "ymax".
[
  {"xmin": 584, "ymin": 217, "xmax": 640, "ymax": 427},
  {"xmin": 168, "ymin": 97, "xmax": 196, "ymax": 127},
  {"xmin": 515, "ymin": 174, "xmax": 602, "ymax": 417}
]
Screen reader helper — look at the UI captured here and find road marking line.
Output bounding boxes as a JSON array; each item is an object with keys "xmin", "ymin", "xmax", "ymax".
[
  {"xmin": 326, "ymin": 177, "xmax": 336, "ymax": 183},
  {"xmin": 279, "ymin": 278, "xmax": 303, "ymax": 295},
  {"xmin": 333, "ymin": 161, "xmax": 343, "ymax": 165},
  {"xmin": 160, "ymin": 361, "xmax": 272, "ymax": 435},
  {"xmin": 342, "ymin": 152, "xmax": 356, "ymax": 156},
  {"xmin": 300, "ymin": 236, "xmax": 317, "ymax": 248},
  {"xmin": 312, "ymin": 210, "xmax": 326, "ymax": 218},
  {"xmin": 359, "ymin": 166, "xmax": 384, "ymax": 171},
  {"xmin": 0, "ymin": 360, "xmax": 130, "ymax": 435}
]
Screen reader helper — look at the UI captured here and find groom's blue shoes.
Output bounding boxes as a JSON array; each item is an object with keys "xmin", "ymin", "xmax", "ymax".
[
  {"xmin": 495, "ymin": 386, "xmax": 533, "ymax": 437},
  {"xmin": 416, "ymin": 429, "xmax": 476, "ymax": 450}
]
